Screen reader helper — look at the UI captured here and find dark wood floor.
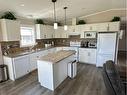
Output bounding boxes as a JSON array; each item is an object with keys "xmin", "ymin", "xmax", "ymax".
[{"xmin": 0, "ymin": 63, "xmax": 107, "ymax": 95}]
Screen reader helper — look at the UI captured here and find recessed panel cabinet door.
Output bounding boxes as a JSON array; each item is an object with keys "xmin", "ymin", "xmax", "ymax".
[
  {"xmin": 13, "ymin": 55, "xmax": 30, "ymax": 79},
  {"xmin": 108, "ymin": 22, "xmax": 120, "ymax": 31}
]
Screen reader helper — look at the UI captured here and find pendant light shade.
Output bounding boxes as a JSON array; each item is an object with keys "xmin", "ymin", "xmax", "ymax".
[
  {"xmin": 52, "ymin": 0, "xmax": 58, "ymax": 29},
  {"xmin": 64, "ymin": 7, "xmax": 68, "ymax": 31},
  {"xmin": 64, "ymin": 25, "xmax": 67, "ymax": 31},
  {"xmin": 54, "ymin": 22, "xmax": 58, "ymax": 29}
]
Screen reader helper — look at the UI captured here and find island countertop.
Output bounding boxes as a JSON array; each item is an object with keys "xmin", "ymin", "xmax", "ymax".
[{"xmin": 38, "ymin": 50, "xmax": 76, "ymax": 64}]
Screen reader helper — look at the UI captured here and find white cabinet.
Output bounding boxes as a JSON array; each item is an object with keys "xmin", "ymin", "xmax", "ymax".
[
  {"xmin": 29, "ymin": 50, "xmax": 48, "ymax": 71},
  {"xmin": 54, "ymin": 27, "xmax": 68, "ymax": 38},
  {"xmin": 37, "ymin": 54, "xmax": 75, "ymax": 91},
  {"xmin": 108, "ymin": 22, "xmax": 120, "ymax": 31},
  {"xmin": 79, "ymin": 48, "xmax": 96, "ymax": 64},
  {"xmin": 54, "ymin": 27, "xmax": 62, "ymax": 38},
  {"xmin": 84, "ymin": 24, "xmax": 98, "ymax": 31},
  {"xmin": 97, "ymin": 22, "xmax": 120, "ymax": 32},
  {"xmin": 97, "ymin": 23, "xmax": 109, "ymax": 32},
  {"xmin": 4, "ymin": 55, "xmax": 30, "ymax": 81},
  {"xmin": 13, "ymin": 55, "xmax": 30, "ymax": 79},
  {"xmin": 35, "ymin": 24, "xmax": 54, "ymax": 39},
  {"xmin": 0, "ymin": 19, "xmax": 20, "ymax": 41}
]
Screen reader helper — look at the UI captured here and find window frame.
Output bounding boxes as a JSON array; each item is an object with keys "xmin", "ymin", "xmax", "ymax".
[{"xmin": 20, "ymin": 25, "xmax": 36, "ymax": 47}]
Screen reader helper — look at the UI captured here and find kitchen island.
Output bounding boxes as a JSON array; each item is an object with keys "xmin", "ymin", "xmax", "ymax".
[{"xmin": 37, "ymin": 50, "xmax": 76, "ymax": 91}]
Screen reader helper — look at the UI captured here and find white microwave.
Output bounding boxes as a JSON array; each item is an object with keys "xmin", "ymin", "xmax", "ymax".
[{"xmin": 84, "ymin": 32, "xmax": 96, "ymax": 38}]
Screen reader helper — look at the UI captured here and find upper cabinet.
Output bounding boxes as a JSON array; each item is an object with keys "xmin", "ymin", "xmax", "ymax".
[
  {"xmin": 0, "ymin": 19, "xmax": 20, "ymax": 41},
  {"xmin": 35, "ymin": 24, "xmax": 54, "ymax": 39},
  {"xmin": 97, "ymin": 21, "xmax": 120, "ymax": 32},
  {"xmin": 83, "ymin": 24, "xmax": 98, "ymax": 31},
  {"xmin": 108, "ymin": 22, "xmax": 120, "ymax": 31},
  {"xmin": 97, "ymin": 23, "xmax": 109, "ymax": 32},
  {"xmin": 54, "ymin": 26, "xmax": 68, "ymax": 38}
]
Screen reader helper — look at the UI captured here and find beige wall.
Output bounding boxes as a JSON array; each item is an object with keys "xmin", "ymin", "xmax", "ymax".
[
  {"xmin": 0, "ymin": 44, "xmax": 3, "ymax": 65},
  {"xmin": 79, "ymin": 9, "xmax": 126, "ymax": 24},
  {"xmin": 66, "ymin": 9, "xmax": 126, "ymax": 25},
  {"xmin": 118, "ymin": 30, "xmax": 127, "ymax": 51}
]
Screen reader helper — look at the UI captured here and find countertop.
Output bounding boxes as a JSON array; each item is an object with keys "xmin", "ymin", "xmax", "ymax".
[
  {"xmin": 4, "ymin": 46, "xmax": 55, "ymax": 58},
  {"xmin": 4, "ymin": 45, "xmax": 97, "ymax": 58},
  {"xmin": 38, "ymin": 50, "xmax": 76, "ymax": 64},
  {"xmin": 79, "ymin": 47, "xmax": 97, "ymax": 49}
]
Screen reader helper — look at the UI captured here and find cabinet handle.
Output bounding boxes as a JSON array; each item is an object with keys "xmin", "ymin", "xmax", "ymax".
[
  {"xmin": 107, "ymin": 26, "xmax": 109, "ymax": 31},
  {"xmin": 90, "ymin": 26, "xmax": 92, "ymax": 30},
  {"xmin": 44, "ymin": 35, "xmax": 46, "ymax": 38}
]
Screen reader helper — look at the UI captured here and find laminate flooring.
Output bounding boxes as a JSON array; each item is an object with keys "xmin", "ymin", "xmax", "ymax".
[{"xmin": 0, "ymin": 63, "xmax": 108, "ymax": 95}]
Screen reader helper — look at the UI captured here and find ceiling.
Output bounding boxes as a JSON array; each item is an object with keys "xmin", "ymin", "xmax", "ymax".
[{"xmin": 0, "ymin": 0, "xmax": 126, "ymax": 22}]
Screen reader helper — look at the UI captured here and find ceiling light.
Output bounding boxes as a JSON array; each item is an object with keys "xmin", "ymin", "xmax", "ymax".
[
  {"xmin": 52, "ymin": 0, "xmax": 58, "ymax": 29},
  {"xmin": 64, "ymin": 7, "xmax": 68, "ymax": 31},
  {"xmin": 20, "ymin": 4, "xmax": 25, "ymax": 7}
]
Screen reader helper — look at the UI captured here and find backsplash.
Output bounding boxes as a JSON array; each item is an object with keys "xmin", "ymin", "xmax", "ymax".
[
  {"xmin": 0, "ymin": 38, "xmax": 97, "ymax": 54},
  {"xmin": 0, "ymin": 41, "xmax": 20, "ymax": 54}
]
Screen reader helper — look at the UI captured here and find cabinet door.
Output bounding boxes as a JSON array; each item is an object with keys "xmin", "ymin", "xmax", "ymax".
[
  {"xmin": 29, "ymin": 53, "xmax": 38, "ymax": 71},
  {"xmin": 54, "ymin": 28, "xmax": 62, "ymax": 38},
  {"xmin": 13, "ymin": 55, "xmax": 30, "ymax": 79},
  {"xmin": 1, "ymin": 19, "xmax": 20, "ymax": 41},
  {"xmin": 79, "ymin": 48, "xmax": 89, "ymax": 63},
  {"xmin": 108, "ymin": 22, "xmax": 120, "ymax": 31},
  {"xmin": 84, "ymin": 24, "xmax": 97, "ymax": 31},
  {"xmin": 89, "ymin": 49, "xmax": 96, "ymax": 64},
  {"xmin": 98, "ymin": 23, "xmax": 108, "ymax": 32}
]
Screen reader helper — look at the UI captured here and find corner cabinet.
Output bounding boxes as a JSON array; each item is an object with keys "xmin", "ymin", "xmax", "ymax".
[
  {"xmin": 35, "ymin": 24, "xmax": 54, "ymax": 39},
  {"xmin": 0, "ymin": 19, "xmax": 20, "ymax": 41},
  {"xmin": 4, "ymin": 55, "xmax": 30, "ymax": 81}
]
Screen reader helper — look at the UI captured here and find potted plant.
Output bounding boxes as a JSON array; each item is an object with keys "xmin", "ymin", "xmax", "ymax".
[
  {"xmin": 111, "ymin": 16, "xmax": 120, "ymax": 22},
  {"xmin": 0, "ymin": 11, "xmax": 17, "ymax": 20},
  {"xmin": 35, "ymin": 19, "xmax": 44, "ymax": 24},
  {"xmin": 77, "ymin": 20, "xmax": 86, "ymax": 25}
]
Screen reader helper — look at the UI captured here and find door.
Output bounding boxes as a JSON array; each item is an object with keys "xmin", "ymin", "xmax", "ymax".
[
  {"xmin": 97, "ymin": 33, "xmax": 117, "ymax": 67},
  {"xmin": 97, "ymin": 33, "xmax": 117, "ymax": 54},
  {"xmin": 13, "ymin": 55, "xmax": 30, "ymax": 79}
]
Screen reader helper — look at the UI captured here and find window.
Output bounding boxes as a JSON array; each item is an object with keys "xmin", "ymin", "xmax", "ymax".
[{"xmin": 20, "ymin": 26, "xmax": 35, "ymax": 47}]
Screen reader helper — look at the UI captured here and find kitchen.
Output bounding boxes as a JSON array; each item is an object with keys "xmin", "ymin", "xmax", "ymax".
[{"xmin": 0, "ymin": 0, "xmax": 126, "ymax": 95}]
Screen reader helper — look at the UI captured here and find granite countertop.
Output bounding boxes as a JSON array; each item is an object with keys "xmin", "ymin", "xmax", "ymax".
[
  {"xmin": 4, "ymin": 46, "xmax": 55, "ymax": 58},
  {"xmin": 4, "ymin": 45, "xmax": 96, "ymax": 58},
  {"xmin": 38, "ymin": 50, "xmax": 76, "ymax": 64}
]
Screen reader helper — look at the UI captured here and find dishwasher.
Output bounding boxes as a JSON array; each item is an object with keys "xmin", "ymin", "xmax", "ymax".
[{"xmin": 68, "ymin": 60, "xmax": 77, "ymax": 78}]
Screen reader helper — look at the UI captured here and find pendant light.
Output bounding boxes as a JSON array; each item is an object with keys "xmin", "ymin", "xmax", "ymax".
[
  {"xmin": 52, "ymin": 0, "xmax": 58, "ymax": 29},
  {"xmin": 64, "ymin": 7, "xmax": 68, "ymax": 31}
]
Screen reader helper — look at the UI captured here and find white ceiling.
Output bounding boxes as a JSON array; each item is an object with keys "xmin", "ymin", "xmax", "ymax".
[{"xmin": 0, "ymin": 0, "xmax": 126, "ymax": 22}]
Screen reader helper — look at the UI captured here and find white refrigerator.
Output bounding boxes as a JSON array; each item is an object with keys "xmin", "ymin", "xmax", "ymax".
[{"xmin": 96, "ymin": 32, "xmax": 118, "ymax": 67}]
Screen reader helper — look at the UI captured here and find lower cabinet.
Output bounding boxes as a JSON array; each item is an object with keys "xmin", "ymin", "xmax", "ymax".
[
  {"xmin": 13, "ymin": 55, "xmax": 30, "ymax": 79},
  {"xmin": 29, "ymin": 50, "xmax": 50, "ymax": 72},
  {"xmin": 79, "ymin": 48, "xmax": 97, "ymax": 64},
  {"xmin": 4, "ymin": 55, "xmax": 30, "ymax": 81}
]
